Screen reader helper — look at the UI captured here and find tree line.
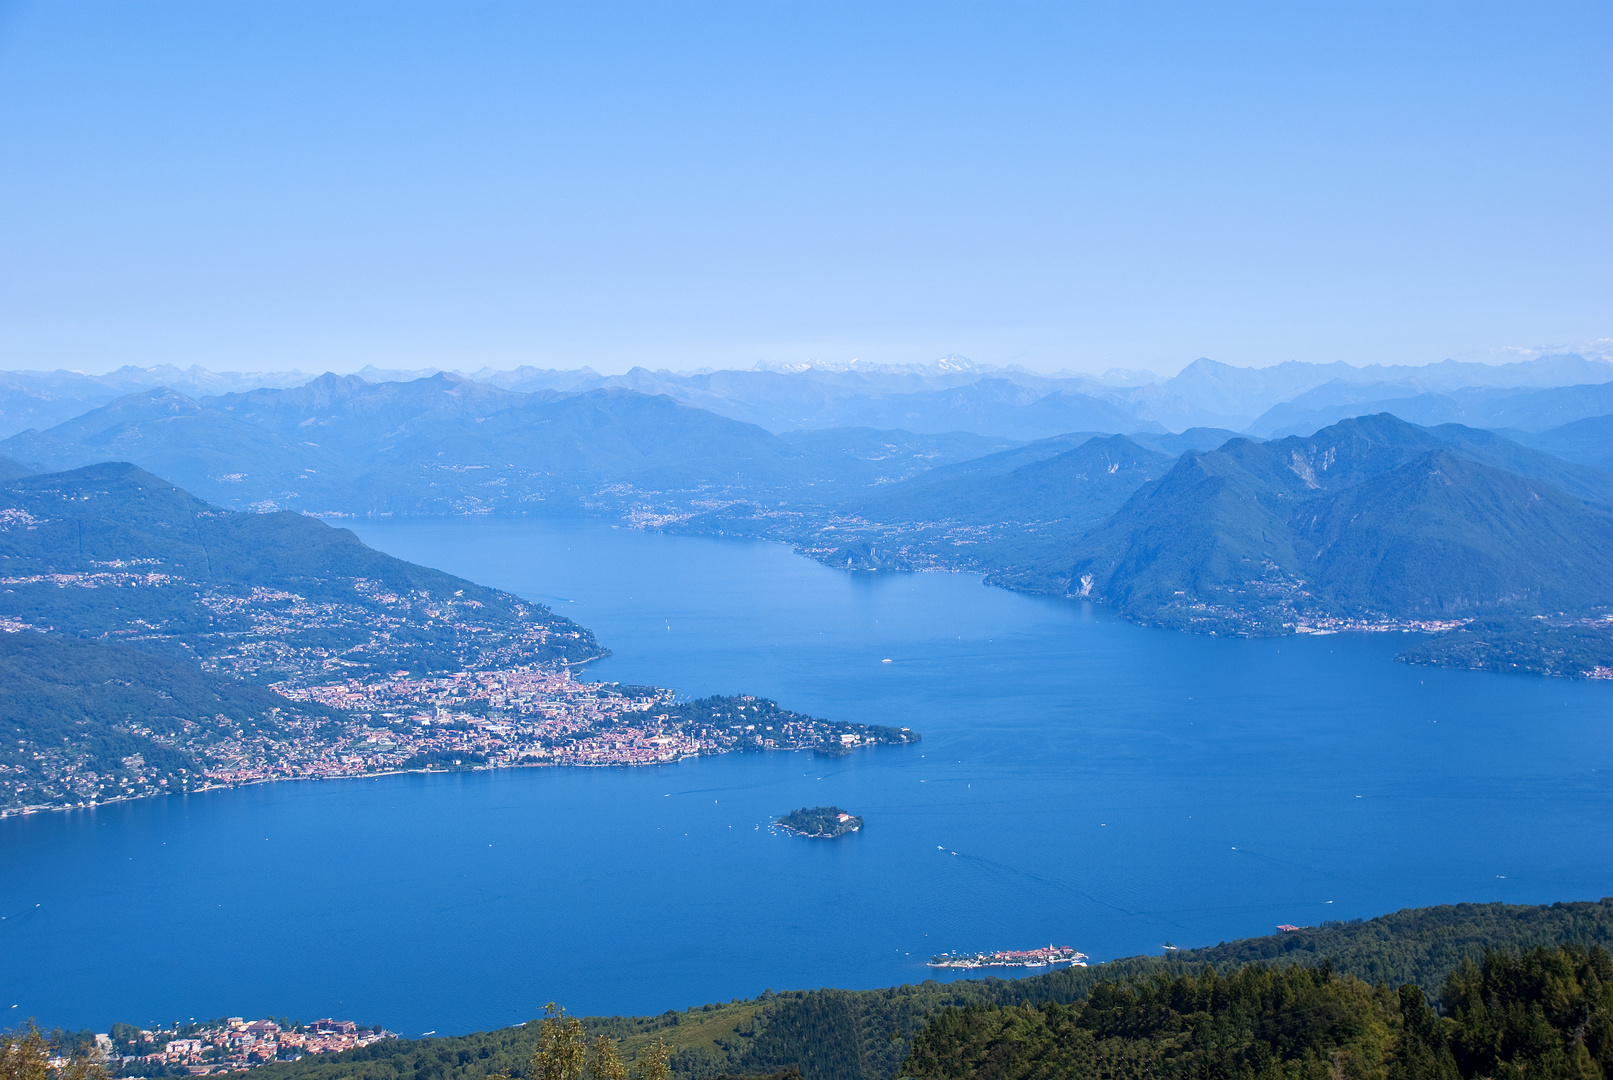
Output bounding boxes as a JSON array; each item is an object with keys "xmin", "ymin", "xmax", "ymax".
[
  {"xmin": 898, "ymin": 945, "xmax": 1613, "ymax": 1080},
  {"xmin": 497, "ymin": 1006, "xmax": 671, "ymax": 1080}
]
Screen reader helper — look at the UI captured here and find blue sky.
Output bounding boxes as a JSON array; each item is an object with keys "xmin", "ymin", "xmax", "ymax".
[{"xmin": 0, "ymin": 1, "xmax": 1608, "ymax": 376}]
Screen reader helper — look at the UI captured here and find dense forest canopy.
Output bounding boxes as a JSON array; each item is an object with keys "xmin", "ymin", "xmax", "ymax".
[
  {"xmin": 898, "ymin": 945, "xmax": 1613, "ymax": 1080},
  {"xmin": 230, "ymin": 899, "xmax": 1613, "ymax": 1080}
]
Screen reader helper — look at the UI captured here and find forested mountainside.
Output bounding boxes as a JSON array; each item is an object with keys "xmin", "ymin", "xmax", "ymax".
[
  {"xmin": 0, "ymin": 462, "xmax": 600, "ymax": 671},
  {"xmin": 669, "ymin": 434, "xmax": 1182, "ymax": 589},
  {"xmin": 0, "ymin": 366, "xmax": 319, "ymax": 439},
  {"xmin": 776, "ymin": 429, "xmax": 1018, "ymax": 470},
  {"xmin": 230, "ymin": 899, "xmax": 1613, "ymax": 1080},
  {"xmin": 0, "ymin": 632, "xmax": 335, "ymax": 808},
  {"xmin": 0, "ymin": 463, "xmax": 600, "ymax": 810},
  {"xmin": 1066, "ymin": 415, "xmax": 1613, "ymax": 636},
  {"xmin": 814, "ymin": 378, "xmax": 1162, "ymax": 439},
  {"xmin": 898, "ymin": 945, "xmax": 1613, "ymax": 1080},
  {"xmin": 838, "ymin": 434, "xmax": 1179, "ymax": 591},
  {"xmin": 845, "ymin": 435, "xmax": 1174, "ymax": 528},
  {"xmin": 1519, "ymin": 414, "xmax": 1613, "ymax": 473}
]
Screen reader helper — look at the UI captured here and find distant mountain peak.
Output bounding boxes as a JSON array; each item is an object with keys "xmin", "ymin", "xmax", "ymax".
[{"xmin": 752, "ymin": 356, "xmax": 996, "ymax": 377}]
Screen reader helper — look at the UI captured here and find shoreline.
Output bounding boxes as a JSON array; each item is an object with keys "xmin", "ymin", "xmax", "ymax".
[{"xmin": 0, "ymin": 744, "xmax": 844, "ymax": 821}]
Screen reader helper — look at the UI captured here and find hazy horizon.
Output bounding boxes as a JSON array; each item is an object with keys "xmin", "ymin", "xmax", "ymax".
[
  {"xmin": 2, "ymin": 2, "xmax": 1608, "ymax": 377},
  {"xmin": 5, "ymin": 346, "xmax": 1613, "ymax": 383}
]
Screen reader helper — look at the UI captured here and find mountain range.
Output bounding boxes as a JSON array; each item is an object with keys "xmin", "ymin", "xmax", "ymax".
[
  {"xmin": 364, "ymin": 352, "xmax": 1613, "ymax": 434},
  {"xmin": 4, "ymin": 353, "xmax": 1610, "ymax": 441},
  {"xmin": 0, "ymin": 376, "xmax": 1018, "ymax": 516},
  {"xmin": 2, "ymin": 367, "xmax": 1609, "ymax": 662},
  {"xmin": 1244, "ymin": 378, "xmax": 1613, "ymax": 439},
  {"xmin": 671, "ymin": 412, "xmax": 1613, "ymax": 642}
]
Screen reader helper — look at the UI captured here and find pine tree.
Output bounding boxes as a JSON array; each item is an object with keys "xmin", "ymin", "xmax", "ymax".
[
  {"xmin": 635, "ymin": 1039, "xmax": 671, "ymax": 1080},
  {"xmin": 587, "ymin": 1036, "xmax": 627, "ymax": 1080},
  {"xmin": 530, "ymin": 1005, "xmax": 587, "ymax": 1080}
]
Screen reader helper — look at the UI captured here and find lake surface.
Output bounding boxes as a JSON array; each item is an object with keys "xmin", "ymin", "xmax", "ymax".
[{"xmin": 4, "ymin": 517, "xmax": 1611, "ymax": 1037}]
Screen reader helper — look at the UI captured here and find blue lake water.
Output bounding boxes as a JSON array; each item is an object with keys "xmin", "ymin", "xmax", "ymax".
[{"xmin": 3, "ymin": 517, "xmax": 1611, "ymax": 1037}]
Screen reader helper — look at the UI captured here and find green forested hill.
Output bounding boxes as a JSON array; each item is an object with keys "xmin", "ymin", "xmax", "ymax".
[
  {"xmin": 670, "ymin": 434, "xmax": 1179, "ymax": 592},
  {"xmin": 1066, "ymin": 416, "xmax": 1613, "ymax": 634},
  {"xmin": 0, "ymin": 632, "xmax": 321, "ymax": 803},
  {"xmin": 1297, "ymin": 451, "xmax": 1613, "ymax": 615},
  {"xmin": 897, "ymin": 945, "xmax": 1613, "ymax": 1080},
  {"xmin": 229, "ymin": 899, "xmax": 1613, "ymax": 1080},
  {"xmin": 1396, "ymin": 617, "xmax": 1613, "ymax": 678},
  {"xmin": 1417, "ymin": 422, "xmax": 1613, "ymax": 505},
  {"xmin": 0, "ymin": 463, "xmax": 603, "ymax": 810},
  {"xmin": 844, "ymin": 435, "xmax": 1177, "ymax": 592},
  {"xmin": 850, "ymin": 436, "xmax": 1172, "ymax": 530},
  {"xmin": 0, "ymin": 461, "xmax": 601, "ymax": 667}
]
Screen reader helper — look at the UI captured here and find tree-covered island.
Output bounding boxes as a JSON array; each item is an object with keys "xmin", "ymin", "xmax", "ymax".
[{"xmin": 776, "ymin": 806, "xmax": 863, "ymax": 838}]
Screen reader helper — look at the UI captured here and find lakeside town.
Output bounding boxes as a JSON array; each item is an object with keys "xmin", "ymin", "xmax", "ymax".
[
  {"xmin": 928, "ymin": 946, "xmax": 1089, "ymax": 970},
  {"xmin": 0, "ymin": 552, "xmax": 918, "ymax": 817},
  {"xmin": 95, "ymin": 1016, "xmax": 393, "ymax": 1076},
  {"xmin": 3, "ymin": 662, "xmax": 917, "ymax": 817}
]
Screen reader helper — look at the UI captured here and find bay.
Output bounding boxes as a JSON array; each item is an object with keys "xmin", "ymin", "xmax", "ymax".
[{"xmin": 3, "ymin": 517, "xmax": 1610, "ymax": 1037}]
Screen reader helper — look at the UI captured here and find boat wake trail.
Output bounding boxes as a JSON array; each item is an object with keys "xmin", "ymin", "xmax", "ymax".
[{"xmin": 0, "ymin": 902, "xmax": 43, "ymax": 930}]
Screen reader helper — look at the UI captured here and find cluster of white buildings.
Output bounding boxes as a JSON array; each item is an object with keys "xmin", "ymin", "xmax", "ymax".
[{"xmin": 117, "ymin": 1016, "xmax": 391, "ymax": 1074}]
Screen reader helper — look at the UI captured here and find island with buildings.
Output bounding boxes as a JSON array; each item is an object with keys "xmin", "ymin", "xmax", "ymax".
[
  {"xmin": 776, "ymin": 805, "xmax": 863, "ymax": 837},
  {"xmin": 928, "ymin": 945, "xmax": 1087, "ymax": 969}
]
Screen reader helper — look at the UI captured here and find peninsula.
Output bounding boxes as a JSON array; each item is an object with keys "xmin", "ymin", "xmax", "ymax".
[{"xmin": 0, "ymin": 465, "xmax": 920, "ymax": 816}]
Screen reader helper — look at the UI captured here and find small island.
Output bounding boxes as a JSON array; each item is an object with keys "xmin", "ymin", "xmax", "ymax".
[
  {"xmin": 777, "ymin": 805, "xmax": 863, "ymax": 838},
  {"xmin": 928, "ymin": 945, "xmax": 1087, "ymax": 969}
]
